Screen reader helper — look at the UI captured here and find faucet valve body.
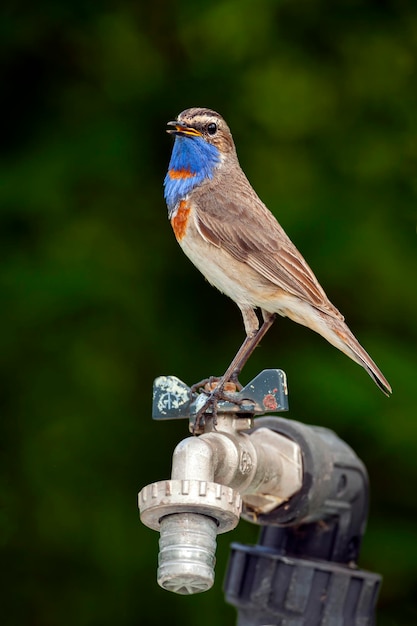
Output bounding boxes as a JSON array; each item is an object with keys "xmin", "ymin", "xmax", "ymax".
[{"xmin": 139, "ymin": 370, "xmax": 297, "ymax": 594}]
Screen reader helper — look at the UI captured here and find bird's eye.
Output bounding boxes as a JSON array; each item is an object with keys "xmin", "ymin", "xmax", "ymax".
[{"xmin": 207, "ymin": 122, "xmax": 217, "ymax": 135}]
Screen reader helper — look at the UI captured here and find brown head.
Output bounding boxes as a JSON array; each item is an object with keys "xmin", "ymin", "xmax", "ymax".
[{"xmin": 167, "ymin": 107, "xmax": 236, "ymax": 156}]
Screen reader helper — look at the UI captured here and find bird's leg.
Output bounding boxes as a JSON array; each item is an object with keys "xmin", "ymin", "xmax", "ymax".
[
  {"xmin": 190, "ymin": 309, "xmax": 261, "ymax": 396},
  {"xmin": 193, "ymin": 309, "xmax": 276, "ymax": 430},
  {"xmin": 211, "ymin": 314, "xmax": 275, "ymax": 392},
  {"xmin": 226, "ymin": 310, "xmax": 277, "ymax": 383}
]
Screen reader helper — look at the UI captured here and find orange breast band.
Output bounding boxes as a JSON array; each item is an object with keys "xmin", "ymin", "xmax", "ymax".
[{"xmin": 168, "ymin": 168, "xmax": 195, "ymax": 179}]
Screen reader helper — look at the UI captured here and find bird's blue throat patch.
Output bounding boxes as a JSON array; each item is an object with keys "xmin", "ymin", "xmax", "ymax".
[{"xmin": 164, "ymin": 135, "xmax": 221, "ymax": 215}]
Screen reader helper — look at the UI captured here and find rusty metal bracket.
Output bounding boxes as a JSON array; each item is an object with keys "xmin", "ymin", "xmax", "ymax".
[{"xmin": 152, "ymin": 369, "xmax": 289, "ymax": 421}]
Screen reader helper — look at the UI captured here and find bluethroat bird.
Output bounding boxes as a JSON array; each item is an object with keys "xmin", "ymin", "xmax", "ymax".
[{"xmin": 164, "ymin": 107, "xmax": 391, "ymax": 417}]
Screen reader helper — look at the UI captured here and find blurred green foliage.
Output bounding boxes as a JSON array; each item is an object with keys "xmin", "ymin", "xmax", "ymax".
[{"xmin": 1, "ymin": 0, "xmax": 417, "ymax": 624}]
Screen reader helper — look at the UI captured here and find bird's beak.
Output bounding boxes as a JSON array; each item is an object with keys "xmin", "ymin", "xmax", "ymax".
[{"xmin": 166, "ymin": 120, "xmax": 202, "ymax": 137}]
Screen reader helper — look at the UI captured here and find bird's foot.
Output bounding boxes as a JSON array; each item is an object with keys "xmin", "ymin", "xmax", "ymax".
[
  {"xmin": 190, "ymin": 373, "xmax": 243, "ymax": 399},
  {"xmin": 190, "ymin": 376, "xmax": 221, "ymax": 396},
  {"xmin": 191, "ymin": 375, "xmax": 244, "ymax": 433}
]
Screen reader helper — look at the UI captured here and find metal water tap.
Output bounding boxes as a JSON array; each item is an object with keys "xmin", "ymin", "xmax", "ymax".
[{"xmin": 138, "ymin": 370, "xmax": 302, "ymax": 594}]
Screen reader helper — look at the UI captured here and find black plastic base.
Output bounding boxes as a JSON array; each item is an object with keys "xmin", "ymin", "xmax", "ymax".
[{"xmin": 225, "ymin": 541, "xmax": 381, "ymax": 626}]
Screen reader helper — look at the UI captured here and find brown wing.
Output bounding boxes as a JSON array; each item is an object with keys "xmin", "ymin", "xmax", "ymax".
[{"xmin": 193, "ymin": 174, "xmax": 344, "ymax": 321}]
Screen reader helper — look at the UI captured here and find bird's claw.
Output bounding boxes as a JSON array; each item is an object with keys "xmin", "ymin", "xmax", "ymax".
[
  {"xmin": 191, "ymin": 374, "xmax": 243, "ymax": 396},
  {"xmin": 190, "ymin": 376, "xmax": 220, "ymax": 397},
  {"xmin": 191, "ymin": 379, "xmax": 246, "ymax": 433}
]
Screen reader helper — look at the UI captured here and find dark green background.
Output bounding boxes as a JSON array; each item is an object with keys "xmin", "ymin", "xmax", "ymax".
[{"xmin": 1, "ymin": 1, "xmax": 416, "ymax": 624}]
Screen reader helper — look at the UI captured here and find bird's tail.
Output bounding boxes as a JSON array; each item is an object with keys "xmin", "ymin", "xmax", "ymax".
[{"xmin": 318, "ymin": 314, "xmax": 392, "ymax": 396}]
